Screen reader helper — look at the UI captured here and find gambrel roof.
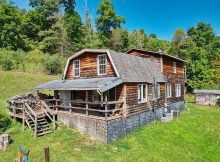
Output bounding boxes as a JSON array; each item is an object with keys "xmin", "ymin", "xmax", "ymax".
[{"xmin": 34, "ymin": 49, "xmax": 166, "ymax": 92}]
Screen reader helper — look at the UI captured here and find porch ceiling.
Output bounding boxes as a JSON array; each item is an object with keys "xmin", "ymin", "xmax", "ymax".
[{"xmin": 32, "ymin": 77, "xmax": 123, "ymax": 93}]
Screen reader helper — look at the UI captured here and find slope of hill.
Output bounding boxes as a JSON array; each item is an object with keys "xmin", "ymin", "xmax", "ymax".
[{"xmin": 0, "ymin": 71, "xmax": 220, "ymax": 162}]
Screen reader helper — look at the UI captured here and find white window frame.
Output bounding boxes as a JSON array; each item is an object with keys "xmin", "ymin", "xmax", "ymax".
[
  {"xmin": 157, "ymin": 83, "xmax": 160, "ymax": 99},
  {"xmin": 73, "ymin": 60, "xmax": 80, "ymax": 77},
  {"xmin": 138, "ymin": 84, "xmax": 148, "ymax": 103},
  {"xmin": 175, "ymin": 84, "xmax": 181, "ymax": 97},
  {"xmin": 166, "ymin": 83, "xmax": 172, "ymax": 98},
  {"xmin": 97, "ymin": 54, "xmax": 107, "ymax": 75},
  {"xmin": 173, "ymin": 62, "xmax": 176, "ymax": 74}
]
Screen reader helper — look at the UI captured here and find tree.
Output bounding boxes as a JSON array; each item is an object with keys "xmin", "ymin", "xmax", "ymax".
[
  {"xmin": 170, "ymin": 29, "xmax": 186, "ymax": 57},
  {"xmin": 95, "ymin": 0, "xmax": 125, "ymax": 47},
  {"xmin": 22, "ymin": 10, "xmax": 41, "ymax": 42},
  {"xmin": 111, "ymin": 28, "xmax": 129, "ymax": 52},
  {"xmin": 29, "ymin": 0, "xmax": 59, "ymax": 31},
  {"xmin": 128, "ymin": 29, "xmax": 147, "ymax": 49},
  {"xmin": 146, "ymin": 37, "xmax": 170, "ymax": 52},
  {"xmin": 0, "ymin": 2, "xmax": 29, "ymax": 50}
]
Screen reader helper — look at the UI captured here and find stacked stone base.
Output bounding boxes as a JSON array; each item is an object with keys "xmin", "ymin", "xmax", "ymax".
[{"xmin": 57, "ymin": 101, "xmax": 185, "ymax": 143}]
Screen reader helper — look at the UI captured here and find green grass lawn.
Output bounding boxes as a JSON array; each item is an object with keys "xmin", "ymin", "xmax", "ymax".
[{"xmin": 0, "ymin": 71, "xmax": 220, "ymax": 162}]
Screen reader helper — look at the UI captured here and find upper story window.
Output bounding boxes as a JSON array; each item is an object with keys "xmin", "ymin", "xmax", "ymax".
[
  {"xmin": 73, "ymin": 60, "xmax": 80, "ymax": 77},
  {"xmin": 138, "ymin": 84, "xmax": 147, "ymax": 103},
  {"xmin": 98, "ymin": 54, "xmax": 106, "ymax": 75},
  {"xmin": 166, "ymin": 83, "xmax": 172, "ymax": 98},
  {"xmin": 175, "ymin": 84, "xmax": 181, "ymax": 97},
  {"xmin": 173, "ymin": 62, "xmax": 176, "ymax": 73}
]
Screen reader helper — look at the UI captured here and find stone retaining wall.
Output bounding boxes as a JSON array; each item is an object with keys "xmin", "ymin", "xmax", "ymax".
[{"xmin": 57, "ymin": 101, "xmax": 185, "ymax": 143}]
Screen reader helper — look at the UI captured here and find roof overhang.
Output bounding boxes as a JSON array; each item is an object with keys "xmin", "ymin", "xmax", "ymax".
[
  {"xmin": 32, "ymin": 77, "xmax": 123, "ymax": 93},
  {"xmin": 193, "ymin": 89, "xmax": 220, "ymax": 95},
  {"xmin": 127, "ymin": 48, "xmax": 186, "ymax": 63}
]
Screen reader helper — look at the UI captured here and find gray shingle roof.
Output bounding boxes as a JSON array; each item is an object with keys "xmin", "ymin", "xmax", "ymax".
[
  {"xmin": 33, "ymin": 77, "xmax": 122, "ymax": 92},
  {"xmin": 194, "ymin": 89, "xmax": 220, "ymax": 95},
  {"xmin": 109, "ymin": 50, "xmax": 166, "ymax": 83}
]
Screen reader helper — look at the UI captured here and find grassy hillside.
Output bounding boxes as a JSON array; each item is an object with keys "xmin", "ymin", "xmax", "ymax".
[{"xmin": 0, "ymin": 71, "xmax": 220, "ymax": 162}]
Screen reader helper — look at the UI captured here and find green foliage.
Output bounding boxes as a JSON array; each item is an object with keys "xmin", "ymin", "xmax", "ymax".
[
  {"xmin": 96, "ymin": 0, "xmax": 125, "ymax": 47},
  {"xmin": 43, "ymin": 54, "xmax": 64, "ymax": 74},
  {"xmin": 0, "ymin": 112, "xmax": 11, "ymax": 133},
  {"xmin": 1, "ymin": 56, "xmax": 13, "ymax": 71},
  {"xmin": 146, "ymin": 37, "xmax": 170, "ymax": 52},
  {"xmin": 111, "ymin": 28, "xmax": 129, "ymax": 52},
  {"xmin": 128, "ymin": 29, "xmax": 147, "ymax": 49}
]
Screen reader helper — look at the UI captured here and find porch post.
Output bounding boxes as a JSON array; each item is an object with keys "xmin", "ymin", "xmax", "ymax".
[
  {"xmin": 104, "ymin": 93, "xmax": 108, "ymax": 120},
  {"xmin": 123, "ymin": 84, "xmax": 127, "ymax": 117},
  {"xmin": 86, "ymin": 90, "xmax": 88, "ymax": 115}
]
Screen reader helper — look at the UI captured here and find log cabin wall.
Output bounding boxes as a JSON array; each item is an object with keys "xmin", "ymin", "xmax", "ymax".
[
  {"xmin": 128, "ymin": 50, "xmax": 185, "ymax": 104},
  {"xmin": 66, "ymin": 52, "xmax": 116, "ymax": 79},
  {"xmin": 125, "ymin": 83, "xmax": 166, "ymax": 115},
  {"xmin": 162, "ymin": 57, "xmax": 185, "ymax": 103}
]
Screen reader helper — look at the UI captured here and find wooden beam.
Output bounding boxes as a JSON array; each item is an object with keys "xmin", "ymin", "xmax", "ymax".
[
  {"xmin": 34, "ymin": 117, "xmax": 37, "ymax": 137},
  {"xmin": 123, "ymin": 84, "xmax": 127, "ymax": 117},
  {"xmin": 86, "ymin": 90, "xmax": 88, "ymax": 115},
  {"xmin": 44, "ymin": 147, "xmax": 50, "ymax": 162},
  {"xmin": 105, "ymin": 94, "xmax": 108, "ymax": 120}
]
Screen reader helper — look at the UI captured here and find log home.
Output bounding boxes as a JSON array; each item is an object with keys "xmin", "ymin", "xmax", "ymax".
[
  {"xmin": 10, "ymin": 49, "xmax": 185, "ymax": 143},
  {"xmin": 127, "ymin": 48, "xmax": 186, "ymax": 110}
]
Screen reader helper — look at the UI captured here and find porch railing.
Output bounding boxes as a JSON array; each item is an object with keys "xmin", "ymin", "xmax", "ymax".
[{"xmin": 44, "ymin": 99, "xmax": 125, "ymax": 119}]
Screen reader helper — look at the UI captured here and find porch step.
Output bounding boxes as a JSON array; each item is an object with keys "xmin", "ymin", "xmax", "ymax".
[
  {"xmin": 37, "ymin": 130, "xmax": 53, "ymax": 137},
  {"xmin": 161, "ymin": 111, "xmax": 173, "ymax": 122}
]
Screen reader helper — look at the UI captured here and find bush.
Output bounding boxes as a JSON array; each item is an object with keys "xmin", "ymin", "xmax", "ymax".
[
  {"xmin": 44, "ymin": 55, "xmax": 64, "ymax": 74},
  {"xmin": 1, "ymin": 57, "xmax": 14, "ymax": 71},
  {"xmin": 0, "ymin": 113, "xmax": 11, "ymax": 133}
]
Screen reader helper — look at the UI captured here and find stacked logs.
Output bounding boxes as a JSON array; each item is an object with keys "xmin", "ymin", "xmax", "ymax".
[{"xmin": 7, "ymin": 93, "xmax": 38, "ymax": 113}]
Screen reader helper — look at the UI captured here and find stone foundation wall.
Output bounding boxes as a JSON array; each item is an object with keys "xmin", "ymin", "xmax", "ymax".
[
  {"xmin": 57, "ymin": 112, "xmax": 107, "ymax": 142},
  {"xmin": 57, "ymin": 101, "xmax": 185, "ymax": 143},
  {"xmin": 168, "ymin": 101, "xmax": 185, "ymax": 111}
]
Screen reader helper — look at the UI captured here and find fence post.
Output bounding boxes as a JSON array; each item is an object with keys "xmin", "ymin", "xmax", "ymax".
[
  {"xmin": 44, "ymin": 147, "xmax": 50, "ymax": 162},
  {"xmin": 86, "ymin": 91, "xmax": 88, "ymax": 115}
]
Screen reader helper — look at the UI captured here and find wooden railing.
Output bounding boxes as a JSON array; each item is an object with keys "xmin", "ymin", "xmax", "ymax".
[{"xmin": 44, "ymin": 99, "xmax": 125, "ymax": 119}]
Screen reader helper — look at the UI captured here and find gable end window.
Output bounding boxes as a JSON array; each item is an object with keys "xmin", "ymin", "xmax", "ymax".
[
  {"xmin": 175, "ymin": 84, "xmax": 181, "ymax": 97},
  {"xmin": 73, "ymin": 60, "xmax": 80, "ymax": 77},
  {"xmin": 98, "ymin": 54, "xmax": 107, "ymax": 75},
  {"xmin": 173, "ymin": 62, "xmax": 176, "ymax": 73},
  {"xmin": 166, "ymin": 83, "xmax": 172, "ymax": 98},
  {"xmin": 138, "ymin": 84, "xmax": 147, "ymax": 103}
]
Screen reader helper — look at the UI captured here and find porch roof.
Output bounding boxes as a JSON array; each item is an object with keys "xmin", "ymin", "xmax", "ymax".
[{"xmin": 32, "ymin": 77, "xmax": 123, "ymax": 93}]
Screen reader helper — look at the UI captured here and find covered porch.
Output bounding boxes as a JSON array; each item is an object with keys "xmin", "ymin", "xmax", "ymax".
[{"xmin": 33, "ymin": 77, "xmax": 126, "ymax": 120}]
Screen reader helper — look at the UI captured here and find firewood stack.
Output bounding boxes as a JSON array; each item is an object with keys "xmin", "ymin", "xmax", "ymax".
[{"xmin": 7, "ymin": 93, "xmax": 37, "ymax": 113}]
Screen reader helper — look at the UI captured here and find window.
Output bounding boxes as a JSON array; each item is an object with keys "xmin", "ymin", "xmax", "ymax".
[
  {"xmin": 157, "ymin": 83, "xmax": 160, "ymax": 99},
  {"xmin": 173, "ymin": 62, "xmax": 176, "ymax": 73},
  {"xmin": 138, "ymin": 84, "xmax": 147, "ymax": 103},
  {"xmin": 166, "ymin": 83, "xmax": 172, "ymax": 98},
  {"xmin": 175, "ymin": 84, "xmax": 181, "ymax": 97},
  {"xmin": 73, "ymin": 60, "xmax": 80, "ymax": 77},
  {"xmin": 98, "ymin": 54, "xmax": 106, "ymax": 75}
]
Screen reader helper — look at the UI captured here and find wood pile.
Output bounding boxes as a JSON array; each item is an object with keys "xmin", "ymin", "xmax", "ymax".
[{"xmin": 7, "ymin": 93, "xmax": 39, "ymax": 113}]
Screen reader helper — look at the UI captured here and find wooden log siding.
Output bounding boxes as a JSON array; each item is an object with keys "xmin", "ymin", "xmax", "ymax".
[
  {"xmin": 125, "ymin": 83, "xmax": 166, "ymax": 115},
  {"xmin": 128, "ymin": 50, "xmax": 185, "ymax": 104},
  {"xmin": 66, "ymin": 52, "xmax": 116, "ymax": 79}
]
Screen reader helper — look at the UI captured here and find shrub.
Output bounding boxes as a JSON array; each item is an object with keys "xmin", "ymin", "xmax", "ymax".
[
  {"xmin": 0, "ymin": 113, "xmax": 11, "ymax": 133},
  {"xmin": 1, "ymin": 56, "xmax": 14, "ymax": 71},
  {"xmin": 43, "ymin": 55, "xmax": 64, "ymax": 74}
]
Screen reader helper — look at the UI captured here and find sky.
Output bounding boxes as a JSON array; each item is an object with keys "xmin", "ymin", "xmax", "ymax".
[{"xmin": 11, "ymin": 0, "xmax": 220, "ymax": 41}]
